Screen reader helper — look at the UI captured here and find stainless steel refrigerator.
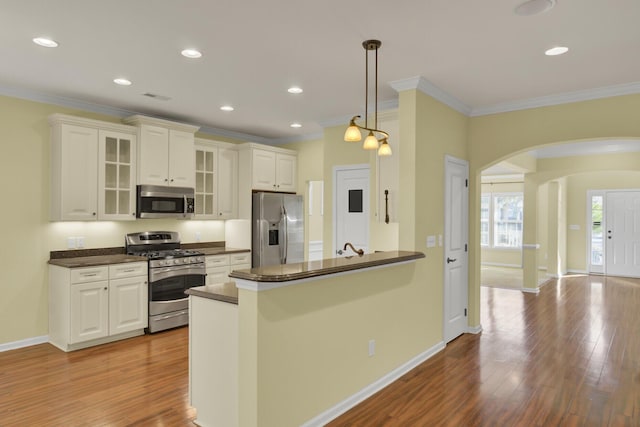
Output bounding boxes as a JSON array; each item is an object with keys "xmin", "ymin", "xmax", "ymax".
[{"xmin": 252, "ymin": 192, "xmax": 304, "ymax": 267}]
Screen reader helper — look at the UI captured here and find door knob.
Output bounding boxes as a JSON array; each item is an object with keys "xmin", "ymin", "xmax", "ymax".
[{"xmin": 447, "ymin": 257, "xmax": 457, "ymax": 264}]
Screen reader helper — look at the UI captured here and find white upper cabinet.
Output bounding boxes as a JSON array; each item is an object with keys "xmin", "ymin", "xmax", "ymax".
[
  {"xmin": 49, "ymin": 114, "xmax": 137, "ymax": 221},
  {"xmin": 98, "ymin": 130, "xmax": 136, "ymax": 220},
  {"xmin": 124, "ymin": 115, "xmax": 199, "ymax": 188},
  {"xmin": 244, "ymin": 146, "xmax": 297, "ymax": 192},
  {"xmin": 237, "ymin": 143, "xmax": 298, "ymax": 218},
  {"xmin": 194, "ymin": 139, "xmax": 238, "ymax": 219}
]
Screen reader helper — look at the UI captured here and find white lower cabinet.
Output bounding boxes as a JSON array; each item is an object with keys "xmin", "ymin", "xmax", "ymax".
[
  {"xmin": 205, "ymin": 252, "xmax": 250, "ymax": 285},
  {"xmin": 49, "ymin": 262, "xmax": 148, "ymax": 351}
]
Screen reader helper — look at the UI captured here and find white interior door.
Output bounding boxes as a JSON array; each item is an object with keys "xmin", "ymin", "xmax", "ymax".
[
  {"xmin": 606, "ymin": 191, "xmax": 640, "ymax": 278},
  {"xmin": 444, "ymin": 156, "xmax": 469, "ymax": 343},
  {"xmin": 334, "ymin": 166, "xmax": 369, "ymax": 257}
]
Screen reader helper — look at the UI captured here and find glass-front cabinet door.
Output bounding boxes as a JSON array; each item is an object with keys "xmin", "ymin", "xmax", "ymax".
[
  {"xmin": 195, "ymin": 146, "xmax": 218, "ymax": 219},
  {"xmin": 98, "ymin": 130, "xmax": 137, "ymax": 220}
]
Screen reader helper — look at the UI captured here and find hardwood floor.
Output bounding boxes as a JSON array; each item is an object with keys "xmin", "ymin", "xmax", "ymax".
[
  {"xmin": 1, "ymin": 274, "xmax": 639, "ymax": 426},
  {"xmin": 0, "ymin": 328, "xmax": 195, "ymax": 426}
]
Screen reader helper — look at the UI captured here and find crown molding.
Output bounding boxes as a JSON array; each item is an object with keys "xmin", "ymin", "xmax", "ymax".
[
  {"xmin": 390, "ymin": 76, "xmax": 472, "ymax": 116},
  {"xmin": 470, "ymin": 81, "xmax": 640, "ymax": 116}
]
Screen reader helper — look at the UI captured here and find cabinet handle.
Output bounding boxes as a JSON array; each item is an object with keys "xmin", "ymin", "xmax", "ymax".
[
  {"xmin": 132, "ymin": 213, "xmax": 135, "ymax": 216},
  {"xmin": 164, "ymin": 178, "xmax": 168, "ymax": 182},
  {"xmin": 92, "ymin": 212, "xmax": 96, "ymax": 216},
  {"xmin": 170, "ymin": 178, "xmax": 174, "ymax": 182},
  {"xmin": 84, "ymin": 273, "xmax": 97, "ymax": 277},
  {"xmin": 123, "ymin": 269, "xmax": 135, "ymax": 273},
  {"xmin": 103, "ymin": 287, "xmax": 107, "ymax": 290}
]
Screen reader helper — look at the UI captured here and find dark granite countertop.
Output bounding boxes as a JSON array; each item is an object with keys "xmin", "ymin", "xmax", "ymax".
[
  {"xmin": 48, "ymin": 243, "xmax": 248, "ymax": 268},
  {"xmin": 48, "ymin": 254, "xmax": 146, "ymax": 268},
  {"xmin": 186, "ymin": 283, "xmax": 238, "ymax": 304},
  {"xmin": 229, "ymin": 250, "xmax": 425, "ymax": 283},
  {"xmin": 197, "ymin": 247, "xmax": 250, "ymax": 256}
]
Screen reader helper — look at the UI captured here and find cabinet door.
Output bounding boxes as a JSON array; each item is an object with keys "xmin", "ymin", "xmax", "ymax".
[
  {"xmin": 275, "ymin": 153, "xmax": 297, "ymax": 192},
  {"xmin": 218, "ymin": 148, "xmax": 238, "ymax": 218},
  {"xmin": 98, "ymin": 130, "xmax": 136, "ymax": 220},
  {"xmin": 252, "ymin": 149, "xmax": 276, "ymax": 191},
  {"xmin": 169, "ymin": 129, "xmax": 195, "ymax": 187},
  {"xmin": 109, "ymin": 276, "xmax": 148, "ymax": 335},
  {"xmin": 60, "ymin": 124, "xmax": 98, "ymax": 220},
  {"xmin": 206, "ymin": 266, "xmax": 230, "ymax": 285},
  {"xmin": 138, "ymin": 125, "xmax": 169, "ymax": 185},
  {"xmin": 70, "ymin": 281, "xmax": 109, "ymax": 343},
  {"xmin": 195, "ymin": 146, "xmax": 217, "ymax": 219}
]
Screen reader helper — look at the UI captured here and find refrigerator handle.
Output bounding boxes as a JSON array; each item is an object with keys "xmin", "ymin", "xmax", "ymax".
[{"xmin": 282, "ymin": 205, "xmax": 288, "ymax": 264}]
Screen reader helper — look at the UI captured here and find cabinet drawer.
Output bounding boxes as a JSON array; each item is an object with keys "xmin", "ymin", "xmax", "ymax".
[
  {"xmin": 70, "ymin": 266, "xmax": 109, "ymax": 284},
  {"xmin": 228, "ymin": 252, "xmax": 250, "ymax": 266},
  {"xmin": 109, "ymin": 262, "xmax": 147, "ymax": 279},
  {"xmin": 206, "ymin": 254, "xmax": 229, "ymax": 268}
]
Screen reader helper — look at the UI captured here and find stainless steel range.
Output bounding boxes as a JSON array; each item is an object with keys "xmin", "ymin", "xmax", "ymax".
[{"xmin": 126, "ymin": 231, "xmax": 205, "ymax": 333}]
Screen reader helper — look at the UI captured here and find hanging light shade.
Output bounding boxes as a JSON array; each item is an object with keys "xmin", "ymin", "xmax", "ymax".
[
  {"xmin": 344, "ymin": 116, "xmax": 362, "ymax": 142},
  {"xmin": 363, "ymin": 131, "xmax": 379, "ymax": 150},
  {"xmin": 343, "ymin": 39, "xmax": 391, "ymax": 156},
  {"xmin": 377, "ymin": 138, "xmax": 392, "ymax": 156}
]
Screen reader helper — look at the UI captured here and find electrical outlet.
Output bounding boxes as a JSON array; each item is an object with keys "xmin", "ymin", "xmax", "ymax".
[
  {"xmin": 67, "ymin": 237, "xmax": 76, "ymax": 249},
  {"xmin": 76, "ymin": 236, "xmax": 85, "ymax": 248},
  {"xmin": 195, "ymin": 231, "xmax": 201, "ymax": 242},
  {"xmin": 368, "ymin": 339, "xmax": 375, "ymax": 357}
]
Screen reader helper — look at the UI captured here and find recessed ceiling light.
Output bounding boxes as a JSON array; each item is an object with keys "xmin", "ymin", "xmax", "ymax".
[
  {"xmin": 545, "ymin": 46, "xmax": 569, "ymax": 56},
  {"xmin": 33, "ymin": 37, "xmax": 58, "ymax": 48},
  {"xmin": 181, "ymin": 49, "xmax": 202, "ymax": 59},
  {"xmin": 290, "ymin": 123, "xmax": 302, "ymax": 128},
  {"xmin": 287, "ymin": 86, "xmax": 303, "ymax": 94},
  {"xmin": 220, "ymin": 105, "xmax": 234, "ymax": 112},
  {"xmin": 514, "ymin": 0, "xmax": 556, "ymax": 16},
  {"xmin": 113, "ymin": 78, "xmax": 132, "ymax": 86}
]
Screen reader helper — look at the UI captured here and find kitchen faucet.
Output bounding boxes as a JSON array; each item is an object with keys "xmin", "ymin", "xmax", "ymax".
[{"xmin": 343, "ymin": 242, "xmax": 364, "ymax": 256}]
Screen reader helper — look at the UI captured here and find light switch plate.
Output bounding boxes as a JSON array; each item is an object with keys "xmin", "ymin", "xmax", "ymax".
[
  {"xmin": 66, "ymin": 237, "xmax": 76, "ymax": 249},
  {"xmin": 426, "ymin": 236, "xmax": 436, "ymax": 248}
]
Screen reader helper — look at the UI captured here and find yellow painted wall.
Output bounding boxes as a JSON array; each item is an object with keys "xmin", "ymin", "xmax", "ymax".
[
  {"xmin": 468, "ymin": 94, "xmax": 640, "ymax": 321},
  {"xmin": 0, "ymin": 94, "xmax": 228, "ymax": 345},
  {"xmin": 239, "ymin": 261, "xmax": 426, "ymax": 427}
]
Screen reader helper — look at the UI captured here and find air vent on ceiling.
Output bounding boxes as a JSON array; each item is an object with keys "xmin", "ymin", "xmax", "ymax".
[{"xmin": 142, "ymin": 93, "xmax": 171, "ymax": 101}]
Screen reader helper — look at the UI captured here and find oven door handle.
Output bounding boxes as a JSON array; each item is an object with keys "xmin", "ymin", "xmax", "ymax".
[{"xmin": 149, "ymin": 265, "xmax": 205, "ymax": 282}]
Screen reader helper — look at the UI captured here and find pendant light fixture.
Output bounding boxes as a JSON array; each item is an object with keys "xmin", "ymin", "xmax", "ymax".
[{"xmin": 344, "ymin": 39, "xmax": 392, "ymax": 157}]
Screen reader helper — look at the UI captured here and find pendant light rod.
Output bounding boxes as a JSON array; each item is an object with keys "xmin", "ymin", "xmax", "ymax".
[{"xmin": 343, "ymin": 39, "xmax": 392, "ymax": 156}]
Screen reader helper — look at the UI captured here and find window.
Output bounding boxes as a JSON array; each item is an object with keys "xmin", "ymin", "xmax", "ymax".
[
  {"xmin": 481, "ymin": 192, "xmax": 523, "ymax": 249},
  {"xmin": 590, "ymin": 195, "xmax": 603, "ymax": 266}
]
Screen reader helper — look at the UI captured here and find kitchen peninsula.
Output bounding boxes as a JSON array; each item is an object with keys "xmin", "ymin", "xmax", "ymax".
[{"xmin": 187, "ymin": 250, "xmax": 425, "ymax": 427}]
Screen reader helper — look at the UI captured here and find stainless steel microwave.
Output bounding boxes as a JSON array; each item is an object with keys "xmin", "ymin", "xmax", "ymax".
[{"xmin": 136, "ymin": 185, "xmax": 195, "ymax": 219}]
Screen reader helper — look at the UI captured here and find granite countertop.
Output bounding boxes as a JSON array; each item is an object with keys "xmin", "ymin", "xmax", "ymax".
[
  {"xmin": 48, "ymin": 244, "xmax": 249, "ymax": 268},
  {"xmin": 197, "ymin": 247, "xmax": 250, "ymax": 256},
  {"xmin": 186, "ymin": 283, "xmax": 238, "ymax": 304},
  {"xmin": 229, "ymin": 250, "xmax": 425, "ymax": 283},
  {"xmin": 48, "ymin": 254, "xmax": 146, "ymax": 268}
]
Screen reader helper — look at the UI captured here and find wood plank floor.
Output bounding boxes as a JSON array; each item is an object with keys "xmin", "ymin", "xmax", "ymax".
[{"xmin": 1, "ymin": 274, "xmax": 639, "ymax": 426}]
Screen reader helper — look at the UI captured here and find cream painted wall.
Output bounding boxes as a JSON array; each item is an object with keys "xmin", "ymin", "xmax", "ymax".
[
  {"xmin": 566, "ymin": 171, "xmax": 640, "ymax": 272},
  {"xmin": 537, "ymin": 183, "xmax": 549, "ymax": 269},
  {"xmin": 480, "ymin": 181, "xmax": 523, "ymax": 267},
  {"xmin": 0, "ymin": 94, "xmax": 227, "ymax": 345}
]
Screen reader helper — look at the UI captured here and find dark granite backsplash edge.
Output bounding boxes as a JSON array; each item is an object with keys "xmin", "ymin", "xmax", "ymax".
[{"xmin": 50, "ymin": 241, "xmax": 226, "ymax": 259}]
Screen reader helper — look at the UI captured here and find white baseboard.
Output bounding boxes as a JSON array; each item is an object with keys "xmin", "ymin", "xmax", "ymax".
[
  {"xmin": 467, "ymin": 325, "xmax": 482, "ymax": 334},
  {"xmin": 301, "ymin": 341, "xmax": 446, "ymax": 427},
  {"xmin": 0, "ymin": 335, "xmax": 48, "ymax": 353},
  {"xmin": 521, "ymin": 287, "xmax": 540, "ymax": 294},
  {"xmin": 567, "ymin": 269, "xmax": 589, "ymax": 275},
  {"xmin": 481, "ymin": 262, "xmax": 522, "ymax": 268}
]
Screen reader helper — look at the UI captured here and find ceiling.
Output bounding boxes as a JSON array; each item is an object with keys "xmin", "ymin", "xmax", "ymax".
[{"xmin": 1, "ymin": 0, "xmax": 640, "ymax": 144}]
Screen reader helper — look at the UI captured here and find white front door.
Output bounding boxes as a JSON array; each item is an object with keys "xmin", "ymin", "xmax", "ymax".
[
  {"xmin": 334, "ymin": 165, "xmax": 369, "ymax": 257},
  {"xmin": 606, "ymin": 191, "xmax": 640, "ymax": 278},
  {"xmin": 444, "ymin": 156, "xmax": 469, "ymax": 343}
]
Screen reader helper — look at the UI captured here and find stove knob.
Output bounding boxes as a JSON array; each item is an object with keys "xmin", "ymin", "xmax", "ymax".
[
  {"xmin": 173, "ymin": 259, "xmax": 181, "ymax": 265},
  {"xmin": 183, "ymin": 258, "xmax": 190, "ymax": 264}
]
